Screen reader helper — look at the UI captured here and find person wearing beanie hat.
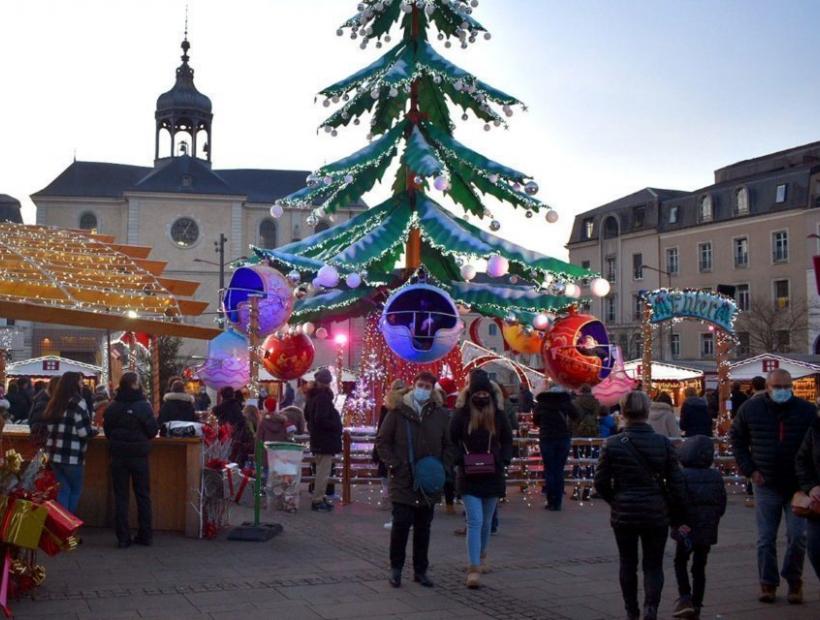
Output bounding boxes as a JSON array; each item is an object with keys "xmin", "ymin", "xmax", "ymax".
[
  {"xmin": 376, "ymin": 370, "xmax": 453, "ymax": 588},
  {"xmin": 304, "ymin": 367, "xmax": 343, "ymax": 513}
]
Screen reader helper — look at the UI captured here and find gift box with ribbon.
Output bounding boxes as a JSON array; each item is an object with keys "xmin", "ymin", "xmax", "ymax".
[
  {"xmin": 38, "ymin": 526, "xmax": 79, "ymax": 557},
  {"xmin": 40, "ymin": 500, "xmax": 83, "ymax": 540},
  {"xmin": 0, "ymin": 499, "xmax": 47, "ymax": 550}
]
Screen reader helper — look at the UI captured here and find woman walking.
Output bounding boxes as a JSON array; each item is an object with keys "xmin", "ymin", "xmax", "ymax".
[
  {"xmin": 594, "ymin": 391, "xmax": 687, "ymax": 620},
  {"xmin": 103, "ymin": 372, "xmax": 158, "ymax": 548},
  {"xmin": 450, "ymin": 371, "xmax": 513, "ymax": 589},
  {"xmin": 44, "ymin": 371, "xmax": 95, "ymax": 513}
]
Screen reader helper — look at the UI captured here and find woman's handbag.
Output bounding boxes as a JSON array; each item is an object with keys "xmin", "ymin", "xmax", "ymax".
[
  {"xmin": 791, "ymin": 491, "xmax": 820, "ymax": 520},
  {"xmin": 463, "ymin": 433, "xmax": 496, "ymax": 476},
  {"xmin": 405, "ymin": 419, "xmax": 445, "ymax": 497}
]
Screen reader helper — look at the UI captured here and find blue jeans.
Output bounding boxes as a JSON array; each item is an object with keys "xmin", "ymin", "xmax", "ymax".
[
  {"xmin": 463, "ymin": 495, "xmax": 498, "ymax": 567},
  {"xmin": 540, "ymin": 437, "xmax": 571, "ymax": 509},
  {"xmin": 52, "ymin": 462, "xmax": 85, "ymax": 514},
  {"xmin": 754, "ymin": 485, "xmax": 806, "ymax": 586}
]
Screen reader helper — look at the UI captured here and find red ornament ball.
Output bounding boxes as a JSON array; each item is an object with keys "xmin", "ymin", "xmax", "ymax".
[
  {"xmin": 261, "ymin": 333, "xmax": 315, "ymax": 381},
  {"xmin": 542, "ymin": 310, "xmax": 614, "ymax": 390}
]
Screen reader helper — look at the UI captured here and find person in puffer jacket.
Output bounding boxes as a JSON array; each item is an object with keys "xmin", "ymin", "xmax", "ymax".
[
  {"xmin": 794, "ymin": 415, "xmax": 820, "ymax": 582},
  {"xmin": 533, "ymin": 386, "xmax": 579, "ymax": 511},
  {"xmin": 594, "ymin": 390, "xmax": 686, "ymax": 620},
  {"xmin": 729, "ymin": 368, "xmax": 815, "ymax": 604},
  {"xmin": 671, "ymin": 435, "xmax": 727, "ymax": 618}
]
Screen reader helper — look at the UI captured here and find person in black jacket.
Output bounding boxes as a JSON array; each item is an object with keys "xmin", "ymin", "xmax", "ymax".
[
  {"xmin": 450, "ymin": 373, "xmax": 513, "ymax": 589},
  {"xmin": 729, "ymin": 368, "xmax": 815, "ymax": 604},
  {"xmin": 7, "ymin": 376, "xmax": 33, "ymax": 423},
  {"xmin": 795, "ymin": 416, "xmax": 820, "ymax": 582},
  {"xmin": 533, "ymin": 386, "xmax": 578, "ymax": 511},
  {"xmin": 680, "ymin": 388, "xmax": 712, "ymax": 438},
  {"xmin": 594, "ymin": 390, "xmax": 686, "ymax": 620},
  {"xmin": 28, "ymin": 376, "xmax": 59, "ymax": 448},
  {"xmin": 103, "ymin": 372, "xmax": 159, "ymax": 548},
  {"xmin": 212, "ymin": 386, "xmax": 249, "ymax": 464},
  {"xmin": 672, "ymin": 435, "xmax": 727, "ymax": 618},
  {"xmin": 157, "ymin": 380, "xmax": 196, "ymax": 431},
  {"xmin": 730, "ymin": 382, "xmax": 748, "ymax": 419},
  {"xmin": 304, "ymin": 368, "xmax": 343, "ymax": 512}
]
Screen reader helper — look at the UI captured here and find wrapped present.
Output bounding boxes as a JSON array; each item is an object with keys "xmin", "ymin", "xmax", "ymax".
[
  {"xmin": 39, "ymin": 527, "xmax": 79, "ymax": 557},
  {"xmin": 0, "ymin": 499, "xmax": 47, "ymax": 550},
  {"xmin": 40, "ymin": 500, "xmax": 83, "ymax": 540}
]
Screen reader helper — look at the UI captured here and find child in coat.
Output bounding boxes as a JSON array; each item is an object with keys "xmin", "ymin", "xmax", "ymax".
[{"xmin": 673, "ymin": 435, "xmax": 727, "ymax": 618}]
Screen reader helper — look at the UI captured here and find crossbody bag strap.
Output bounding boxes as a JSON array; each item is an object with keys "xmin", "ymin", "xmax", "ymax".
[{"xmin": 619, "ymin": 434, "xmax": 667, "ymax": 494}]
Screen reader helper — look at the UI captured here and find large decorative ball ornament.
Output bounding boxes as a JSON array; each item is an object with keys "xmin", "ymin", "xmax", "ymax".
[
  {"xmin": 502, "ymin": 323, "xmax": 543, "ymax": 354},
  {"xmin": 486, "ymin": 255, "xmax": 509, "ymax": 278},
  {"xmin": 286, "ymin": 270, "xmax": 301, "ymax": 285},
  {"xmin": 222, "ymin": 265, "xmax": 293, "ymax": 338},
  {"xmin": 460, "ymin": 264, "xmax": 477, "ymax": 281},
  {"xmin": 533, "ymin": 313, "xmax": 551, "ymax": 331},
  {"xmin": 269, "ymin": 204, "xmax": 284, "ymax": 218},
  {"xmin": 525, "ymin": 181, "xmax": 539, "ymax": 195},
  {"xmin": 379, "ymin": 283, "xmax": 464, "ymax": 363},
  {"xmin": 315, "ymin": 327, "xmax": 328, "ymax": 340},
  {"xmin": 261, "ymin": 333, "xmax": 315, "ymax": 381},
  {"xmin": 590, "ymin": 277, "xmax": 611, "ymax": 297},
  {"xmin": 542, "ymin": 309, "xmax": 614, "ymax": 389},
  {"xmin": 489, "ymin": 220, "xmax": 501, "ymax": 232},
  {"xmin": 433, "ymin": 175, "xmax": 449, "ymax": 191},
  {"xmin": 317, "ymin": 264, "xmax": 340, "ymax": 288},
  {"xmin": 196, "ymin": 329, "xmax": 250, "ymax": 391},
  {"xmin": 301, "ymin": 321, "xmax": 315, "ymax": 336},
  {"xmin": 345, "ymin": 272, "xmax": 362, "ymax": 289},
  {"xmin": 545, "ymin": 209, "xmax": 559, "ymax": 224},
  {"xmin": 564, "ymin": 282, "xmax": 581, "ymax": 299}
]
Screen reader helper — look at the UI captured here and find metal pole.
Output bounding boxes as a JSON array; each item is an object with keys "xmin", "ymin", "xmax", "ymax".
[
  {"xmin": 106, "ymin": 329, "xmax": 113, "ymax": 386},
  {"xmin": 248, "ymin": 295, "xmax": 261, "ymax": 399},
  {"xmin": 216, "ymin": 234, "xmax": 227, "ymax": 326},
  {"xmin": 151, "ymin": 335, "xmax": 161, "ymax": 413}
]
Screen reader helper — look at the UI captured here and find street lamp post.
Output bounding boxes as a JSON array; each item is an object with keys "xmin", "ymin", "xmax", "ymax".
[
  {"xmin": 641, "ymin": 264, "xmax": 673, "ymax": 361},
  {"xmin": 193, "ymin": 234, "xmax": 239, "ymax": 329}
]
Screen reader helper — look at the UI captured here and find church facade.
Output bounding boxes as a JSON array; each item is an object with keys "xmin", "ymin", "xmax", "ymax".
[{"xmin": 31, "ymin": 35, "xmax": 361, "ymax": 362}]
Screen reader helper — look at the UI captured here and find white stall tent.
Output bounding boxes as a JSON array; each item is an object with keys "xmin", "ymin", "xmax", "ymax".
[
  {"xmin": 6, "ymin": 355, "xmax": 101, "ymax": 379},
  {"xmin": 729, "ymin": 354, "xmax": 820, "ymax": 381},
  {"xmin": 623, "ymin": 360, "xmax": 703, "ymax": 382}
]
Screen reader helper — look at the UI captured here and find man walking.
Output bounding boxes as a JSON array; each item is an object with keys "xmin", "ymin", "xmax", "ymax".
[
  {"xmin": 304, "ymin": 368, "xmax": 342, "ymax": 513},
  {"xmin": 729, "ymin": 368, "xmax": 815, "ymax": 604},
  {"xmin": 376, "ymin": 371, "xmax": 452, "ymax": 588}
]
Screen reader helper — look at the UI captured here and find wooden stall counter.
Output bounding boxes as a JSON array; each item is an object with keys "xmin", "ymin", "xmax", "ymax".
[{"xmin": 1, "ymin": 427, "xmax": 202, "ymax": 538}]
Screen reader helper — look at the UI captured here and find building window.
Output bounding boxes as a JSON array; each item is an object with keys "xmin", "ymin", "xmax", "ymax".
[
  {"xmin": 699, "ymin": 195, "xmax": 713, "ymax": 222},
  {"xmin": 666, "ymin": 247, "xmax": 679, "ymax": 275},
  {"xmin": 733, "ymin": 237, "xmax": 749, "ymax": 268},
  {"xmin": 670, "ymin": 333, "xmax": 680, "ymax": 358},
  {"xmin": 488, "ymin": 323, "xmax": 498, "ymax": 336},
  {"xmin": 258, "ymin": 219, "xmax": 277, "ymax": 249},
  {"xmin": 736, "ymin": 284, "xmax": 750, "ymax": 311},
  {"xmin": 700, "ymin": 333, "xmax": 714, "ymax": 358},
  {"xmin": 632, "ymin": 253, "xmax": 643, "ymax": 280},
  {"xmin": 292, "ymin": 224, "xmax": 301, "ymax": 242},
  {"xmin": 698, "ymin": 242, "xmax": 712, "ymax": 272},
  {"xmin": 78, "ymin": 212, "xmax": 98, "ymax": 231},
  {"xmin": 581, "ymin": 260, "xmax": 590, "ymax": 270},
  {"xmin": 605, "ymin": 296, "xmax": 617, "ymax": 323},
  {"xmin": 775, "ymin": 330, "xmax": 790, "ymax": 352},
  {"xmin": 737, "ymin": 331, "xmax": 750, "ymax": 356},
  {"xmin": 603, "ymin": 216, "xmax": 619, "ymax": 239},
  {"xmin": 632, "ymin": 206, "xmax": 646, "ymax": 228},
  {"xmin": 582, "ymin": 218, "xmax": 594, "ymax": 240},
  {"xmin": 736, "ymin": 187, "xmax": 749, "ymax": 215},
  {"xmin": 772, "ymin": 230, "xmax": 788, "ymax": 262},
  {"xmin": 633, "ymin": 295, "xmax": 644, "ymax": 321},
  {"xmin": 774, "ymin": 279, "xmax": 790, "ymax": 308},
  {"xmin": 632, "ymin": 334, "xmax": 643, "ymax": 358},
  {"xmin": 669, "ymin": 206, "xmax": 679, "ymax": 224},
  {"xmin": 776, "ymin": 184, "xmax": 787, "ymax": 203},
  {"xmin": 605, "ymin": 256, "xmax": 617, "ymax": 283}
]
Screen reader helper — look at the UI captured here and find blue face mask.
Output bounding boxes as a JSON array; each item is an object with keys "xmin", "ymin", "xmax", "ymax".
[
  {"xmin": 771, "ymin": 388, "xmax": 792, "ymax": 404},
  {"xmin": 414, "ymin": 387, "xmax": 432, "ymax": 403}
]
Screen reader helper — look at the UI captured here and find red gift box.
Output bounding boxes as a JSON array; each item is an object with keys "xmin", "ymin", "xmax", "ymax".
[{"xmin": 41, "ymin": 500, "xmax": 83, "ymax": 540}]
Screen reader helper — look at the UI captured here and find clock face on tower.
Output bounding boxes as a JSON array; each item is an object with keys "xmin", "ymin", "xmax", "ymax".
[{"xmin": 170, "ymin": 217, "xmax": 199, "ymax": 248}]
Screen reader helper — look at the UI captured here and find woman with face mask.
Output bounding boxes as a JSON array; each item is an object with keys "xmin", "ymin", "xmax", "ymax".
[{"xmin": 450, "ymin": 369, "xmax": 513, "ymax": 589}]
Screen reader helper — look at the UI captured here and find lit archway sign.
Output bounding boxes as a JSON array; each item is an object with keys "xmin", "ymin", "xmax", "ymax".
[{"xmin": 644, "ymin": 289, "xmax": 738, "ymax": 335}]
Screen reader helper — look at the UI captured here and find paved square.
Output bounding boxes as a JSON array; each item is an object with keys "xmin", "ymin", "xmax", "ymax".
[{"xmin": 13, "ymin": 490, "xmax": 820, "ymax": 619}]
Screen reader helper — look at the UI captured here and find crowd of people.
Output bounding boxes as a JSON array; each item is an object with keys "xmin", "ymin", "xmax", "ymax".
[{"xmin": 3, "ymin": 365, "xmax": 820, "ymax": 614}]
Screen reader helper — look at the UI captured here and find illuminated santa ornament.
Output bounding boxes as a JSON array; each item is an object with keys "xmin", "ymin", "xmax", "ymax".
[{"xmin": 542, "ymin": 309, "xmax": 614, "ymax": 389}]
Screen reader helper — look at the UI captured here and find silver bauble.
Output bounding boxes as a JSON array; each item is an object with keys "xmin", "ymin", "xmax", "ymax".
[
  {"xmin": 489, "ymin": 220, "xmax": 501, "ymax": 232},
  {"xmin": 525, "ymin": 211, "xmax": 534, "ymax": 219},
  {"xmin": 525, "ymin": 181, "xmax": 539, "ymax": 195},
  {"xmin": 286, "ymin": 270, "xmax": 301, "ymax": 285}
]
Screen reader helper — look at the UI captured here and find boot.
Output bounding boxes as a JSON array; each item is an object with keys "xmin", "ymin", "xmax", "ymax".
[
  {"xmin": 479, "ymin": 553, "xmax": 490, "ymax": 574},
  {"xmin": 389, "ymin": 568, "xmax": 401, "ymax": 588},
  {"xmin": 787, "ymin": 579, "xmax": 803, "ymax": 604},
  {"xmin": 672, "ymin": 595, "xmax": 694, "ymax": 618},
  {"xmin": 466, "ymin": 566, "xmax": 481, "ymax": 589},
  {"xmin": 758, "ymin": 583, "xmax": 776, "ymax": 603},
  {"xmin": 642, "ymin": 606, "xmax": 657, "ymax": 620}
]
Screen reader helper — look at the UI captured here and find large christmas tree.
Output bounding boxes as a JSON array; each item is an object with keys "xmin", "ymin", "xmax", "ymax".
[{"xmin": 255, "ymin": 0, "xmax": 594, "ymax": 333}]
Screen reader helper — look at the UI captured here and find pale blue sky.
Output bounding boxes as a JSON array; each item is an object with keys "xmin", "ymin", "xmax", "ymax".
[{"xmin": 1, "ymin": 0, "xmax": 818, "ymax": 258}]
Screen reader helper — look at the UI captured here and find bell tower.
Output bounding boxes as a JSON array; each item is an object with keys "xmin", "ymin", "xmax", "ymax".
[{"xmin": 154, "ymin": 23, "xmax": 213, "ymax": 166}]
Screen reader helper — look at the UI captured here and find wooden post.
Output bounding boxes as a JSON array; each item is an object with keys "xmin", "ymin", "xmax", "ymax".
[
  {"xmin": 0, "ymin": 348, "xmax": 6, "ymax": 390},
  {"xmin": 641, "ymin": 301, "xmax": 653, "ymax": 392},
  {"xmin": 151, "ymin": 335, "xmax": 161, "ymax": 413},
  {"xmin": 716, "ymin": 329, "xmax": 732, "ymax": 435},
  {"xmin": 248, "ymin": 295, "xmax": 261, "ymax": 398},
  {"xmin": 341, "ymin": 430, "xmax": 352, "ymax": 506}
]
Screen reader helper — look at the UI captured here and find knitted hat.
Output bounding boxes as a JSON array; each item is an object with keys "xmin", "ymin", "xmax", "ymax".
[
  {"xmin": 314, "ymin": 368, "xmax": 333, "ymax": 385},
  {"xmin": 468, "ymin": 368, "xmax": 492, "ymax": 395}
]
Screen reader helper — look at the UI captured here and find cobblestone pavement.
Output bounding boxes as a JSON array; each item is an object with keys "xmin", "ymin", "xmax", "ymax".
[{"xmin": 12, "ymin": 490, "xmax": 820, "ymax": 619}]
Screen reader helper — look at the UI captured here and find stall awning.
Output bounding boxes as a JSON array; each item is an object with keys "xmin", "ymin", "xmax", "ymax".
[
  {"xmin": 624, "ymin": 360, "xmax": 703, "ymax": 382},
  {"xmin": 0, "ymin": 223, "xmax": 219, "ymax": 340},
  {"xmin": 7, "ymin": 355, "xmax": 101, "ymax": 379},
  {"xmin": 729, "ymin": 354, "xmax": 820, "ymax": 381}
]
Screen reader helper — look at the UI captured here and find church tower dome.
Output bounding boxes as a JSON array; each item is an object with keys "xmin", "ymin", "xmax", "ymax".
[{"xmin": 154, "ymin": 30, "xmax": 213, "ymax": 166}]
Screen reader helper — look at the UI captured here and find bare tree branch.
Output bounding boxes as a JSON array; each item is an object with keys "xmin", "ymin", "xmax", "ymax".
[{"xmin": 735, "ymin": 296, "xmax": 812, "ymax": 355}]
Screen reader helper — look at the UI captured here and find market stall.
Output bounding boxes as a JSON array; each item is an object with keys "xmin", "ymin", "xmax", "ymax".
[
  {"xmin": 5, "ymin": 355, "xmax": 101, "ymax": 389},
  {"xmin": 624, "ymin": 359, "xmax": 704, "ymax": 406},
  {"xmin": 729, "ymin": 353, "xmax": 820, "ymax": 402}
]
